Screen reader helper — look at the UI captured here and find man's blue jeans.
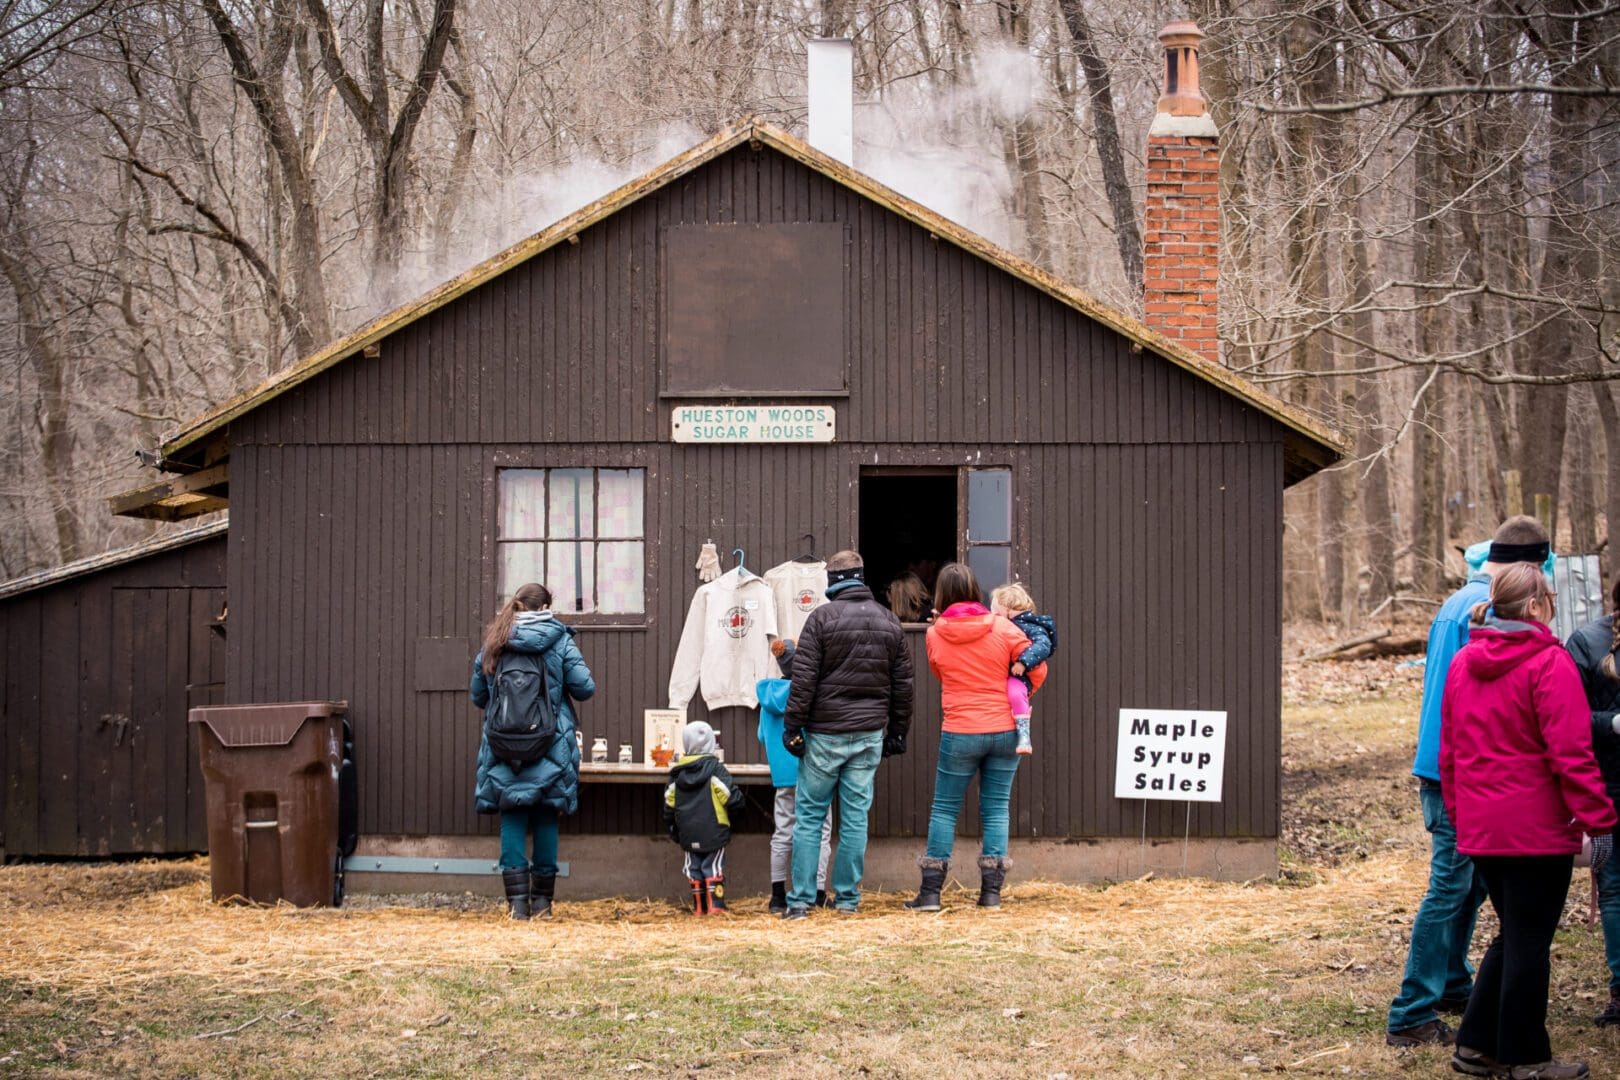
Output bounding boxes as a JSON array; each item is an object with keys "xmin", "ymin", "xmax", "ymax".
[
  {"xmin": 925, "ymin": 730, "xmax": 1022, "ymax": 860},
  {"xmin": 499, "ymin": 805, "xmax": 559, "ymax": 875},
  {"xmin": 1387, "ymin": 782, "xmax": 1487, "ymax": 1032},
  {"xmin": 1598, "ymin": 835, "xmax": 1620, "ymax": 991},
  {"xmin": 789, "ymin": 730, "xmax": 884, "ymax": 910}
]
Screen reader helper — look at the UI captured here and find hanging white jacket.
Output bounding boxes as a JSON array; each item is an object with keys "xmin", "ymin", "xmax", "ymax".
[
  {"xmin": 668, "ymin": 568, "xmax": 780, "ymax": 710},
  {"xmin": 763, "ymin": 560, "xmax": 828, "ymax": 641}
]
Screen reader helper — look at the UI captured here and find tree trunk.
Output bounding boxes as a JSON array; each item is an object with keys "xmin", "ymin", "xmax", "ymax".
[{"xmin": 1057, "ymin": 0, "xmax": 1143, "ymax": 296}]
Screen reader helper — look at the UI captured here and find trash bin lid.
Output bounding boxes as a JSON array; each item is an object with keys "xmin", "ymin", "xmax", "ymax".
[{"xmin": 188, "ymin": 701, "xmax": 348, "ymax": 747}]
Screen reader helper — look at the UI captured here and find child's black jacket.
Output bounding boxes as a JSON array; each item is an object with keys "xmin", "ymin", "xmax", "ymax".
[{"xmin": 663, "ymin": 754, "xmax": 745, "ymax": 853}]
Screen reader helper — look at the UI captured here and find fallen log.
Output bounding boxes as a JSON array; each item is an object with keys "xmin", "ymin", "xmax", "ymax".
[{"xmin": 1300, "ymin": 628, "xmax": 1390, "ymax": 662}]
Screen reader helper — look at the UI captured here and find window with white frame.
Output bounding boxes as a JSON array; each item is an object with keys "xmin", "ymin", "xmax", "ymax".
[{"xmin": 497, "ymin": 468, "xmax": 646, "ymax": 615}]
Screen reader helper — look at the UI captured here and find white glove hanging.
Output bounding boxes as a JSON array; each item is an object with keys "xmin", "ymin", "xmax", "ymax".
[{"xmin": 695, "ymin": 541, "xmax": 721, "ymax": 582}]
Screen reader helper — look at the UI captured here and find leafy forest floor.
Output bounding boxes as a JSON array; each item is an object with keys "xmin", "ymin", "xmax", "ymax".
[{"xmin": 4, "ymin": 637, "xmax": 1620, "ymax": 1078}]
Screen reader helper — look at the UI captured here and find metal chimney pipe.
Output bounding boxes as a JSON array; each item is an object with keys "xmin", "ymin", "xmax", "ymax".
[{"xmin": 807, "ymin": 38, "xmax": 854, "ymax": 165}]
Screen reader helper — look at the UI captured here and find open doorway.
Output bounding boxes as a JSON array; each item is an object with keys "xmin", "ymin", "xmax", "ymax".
[{"xmin": 859, "ymin": 470, "xmax": 957, "ymax": 622}]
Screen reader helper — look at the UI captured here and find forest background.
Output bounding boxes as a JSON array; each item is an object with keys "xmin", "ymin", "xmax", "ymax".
[{"xmin": 2, "ymin": 0, "xmax": 1617, "ymax": 623}]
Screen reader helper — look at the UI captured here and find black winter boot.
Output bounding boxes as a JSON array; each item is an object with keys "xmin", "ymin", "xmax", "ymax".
[
  {"xmin": 530, "ymin": 874, "xmax": 555, "ymax": 919},
  {"xmin": 1596, "ymin": 988, "xmax": 1620, "ymax": 1027},
  {"xmin": 904, "ymin": 857, "xmax": 949, "ymax": 912},
  {"xmin": 502, "ymin": 868, "xmax": 532, "ymax": 920},
  {"xmin": 977, "ymin": 856, "xmax": 1010, "ymax": 908},
  {"xmin": 769, "ymin": 881, "xmax": 788, "ymax": 915}
]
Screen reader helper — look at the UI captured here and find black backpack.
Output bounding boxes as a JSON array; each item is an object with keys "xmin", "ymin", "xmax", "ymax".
[{"xmin": 485, "ymin": 649, "xmax": 559, "ymax": 766}]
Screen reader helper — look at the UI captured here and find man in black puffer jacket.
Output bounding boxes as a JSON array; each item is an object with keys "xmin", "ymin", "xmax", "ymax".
[{"xmin": 780, "ymin": 549, "xmax": 913, "ymax": 919}]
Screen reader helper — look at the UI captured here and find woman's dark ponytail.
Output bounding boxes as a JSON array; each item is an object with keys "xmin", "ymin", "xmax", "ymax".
[{"xmin": 481, "ymin": 582, "xmax": 552, "ymax": 676}]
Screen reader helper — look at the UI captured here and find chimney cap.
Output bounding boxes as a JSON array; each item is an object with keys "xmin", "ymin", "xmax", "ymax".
[
  {"xmin": 1158, "ymin": 21, "xmax": 1205, "ymax": 49},
  {"xmin": 1155, "ymin": 19, "xmax": 1209, "ymax": 120}
]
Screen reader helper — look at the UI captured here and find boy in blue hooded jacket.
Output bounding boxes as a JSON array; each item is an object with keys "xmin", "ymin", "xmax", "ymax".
[{"xmin": 758, "ymin": 640, "xmax": 834, "ymax": 912}]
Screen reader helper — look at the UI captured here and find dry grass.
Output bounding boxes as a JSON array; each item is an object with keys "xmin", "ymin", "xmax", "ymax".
[{"xmin": 4, "ymin": 685, "xmax": 1620, "ymax": 1078}]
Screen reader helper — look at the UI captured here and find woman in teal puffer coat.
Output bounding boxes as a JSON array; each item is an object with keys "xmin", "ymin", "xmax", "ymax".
[{"xmin": 470, "ymin": 582, "xmax": 595, "ymax": 919}]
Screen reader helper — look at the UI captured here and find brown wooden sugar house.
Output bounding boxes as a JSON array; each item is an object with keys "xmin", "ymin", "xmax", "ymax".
[{"xmin": 3, "ymin": 24, "xmax": 1342, "ymax": 895}]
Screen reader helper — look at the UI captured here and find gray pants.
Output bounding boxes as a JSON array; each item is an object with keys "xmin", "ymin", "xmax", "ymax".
[{"xmin": 772, "ymin": 785, "xmax": 832, "ymax": 889}]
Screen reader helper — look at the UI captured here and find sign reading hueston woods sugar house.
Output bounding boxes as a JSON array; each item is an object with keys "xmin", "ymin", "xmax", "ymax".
[{"xmin": 670, "ymin": 404, "xmax": 836, "ymax": 444}]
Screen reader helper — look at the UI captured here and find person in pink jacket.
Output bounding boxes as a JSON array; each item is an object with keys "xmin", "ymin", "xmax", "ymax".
[{"xmin": 1439, "ymin": 562, "xmax": 1617, "ymax": 1079}]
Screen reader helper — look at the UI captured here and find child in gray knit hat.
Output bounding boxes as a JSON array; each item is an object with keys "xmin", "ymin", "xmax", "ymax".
[{"xmin": 662, "ymin": 721, "xmax": 745, "ymax": 914}]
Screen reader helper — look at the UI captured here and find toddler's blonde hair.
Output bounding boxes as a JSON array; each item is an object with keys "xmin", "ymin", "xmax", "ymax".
[{"xmin": 990, "ymin": 582, "xmax": 1036, "ymax": 614}]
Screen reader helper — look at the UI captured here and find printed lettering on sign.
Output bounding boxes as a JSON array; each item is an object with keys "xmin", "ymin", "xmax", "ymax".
[
  {"xmin": 670, "ymin": 404, "xmax": 836, "ymax": 444},
  {"xmin": 794, "ymin": 589, "xmax": 817, "ymax": 611},
  {"xmin": 1112, "ymin": 708, "xmax": 1227, "ymax": 803},
  {"xmin": 720, "ymin": 606, "xmax": 753, "ymax": 639}
]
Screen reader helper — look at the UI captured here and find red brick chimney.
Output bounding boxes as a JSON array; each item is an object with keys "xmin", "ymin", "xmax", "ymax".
[{"xmin": 1143, "ymin": 21, "xmax": 1220, "ymax": 364}]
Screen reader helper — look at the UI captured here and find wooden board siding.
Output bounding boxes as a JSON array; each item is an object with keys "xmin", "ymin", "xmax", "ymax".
[
  {"xmin": 234, "ymin": 146, "xmax": 1272, "ymax": 452},
  {"xmin": 221, "ymin": 142, "xmax": 1288, "ymax": 844},
  {"xmin": 227, "ymin": 440, "xmax": 1280, "ymax": 842},
  {"xmin": 0, "ymin": 537, "xmax": 225, "ymax": 856}
]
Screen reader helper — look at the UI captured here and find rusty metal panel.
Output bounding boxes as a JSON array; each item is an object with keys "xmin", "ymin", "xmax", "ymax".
[{"xmin": 662, "ymin": 223, "xmax": 847, "ymax": 397}]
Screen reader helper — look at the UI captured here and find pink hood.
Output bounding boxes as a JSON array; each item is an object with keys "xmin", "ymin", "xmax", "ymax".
[{"xmin": 1440, "ymin": 620, "xmax": 1616, "ymax": 856}]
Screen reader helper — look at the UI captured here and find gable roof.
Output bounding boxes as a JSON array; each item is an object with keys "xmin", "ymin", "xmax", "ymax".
[
  {"xmin": 0, "ymin": 517, "xmax": 227, "ymax": 602},
  {"xmin": 154, "ymin": 118, "xmax": 1343, "ymax": 481}
]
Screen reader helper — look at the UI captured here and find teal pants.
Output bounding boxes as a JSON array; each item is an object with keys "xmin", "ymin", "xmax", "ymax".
[{"xmin": 499, "ymin": 806, "xmax": 559, "ymax": 875}]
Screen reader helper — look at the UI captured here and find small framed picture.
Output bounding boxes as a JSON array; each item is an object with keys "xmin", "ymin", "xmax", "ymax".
[{"xmin": 643, "ymin": 708, "xmax": 686, "ymax": 766}]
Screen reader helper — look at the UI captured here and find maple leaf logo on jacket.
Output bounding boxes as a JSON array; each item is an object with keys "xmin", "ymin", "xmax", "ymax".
[{"xmin": 720, "ymin": 607, "xmax": 753, "ymax": 638}]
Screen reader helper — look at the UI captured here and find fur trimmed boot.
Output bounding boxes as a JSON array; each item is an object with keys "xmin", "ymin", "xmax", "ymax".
[
  {"xmin": 530, "ymin": 874, "xmax": 555, "ymax": 919},
  {"xmin": 502, "ymin": 868, "xmax": 532, "ymax": 920},
  {"xmin": 904, "ymin": 857, "xmax": 949, "ymax": 912},
  {"xmin": 977, "ymin": 856, "xmax": 1011, "ymax": 908}
]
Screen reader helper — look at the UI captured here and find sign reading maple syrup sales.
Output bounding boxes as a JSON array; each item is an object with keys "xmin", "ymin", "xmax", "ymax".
[
  {"xmin": 671, "ymin": 404, "xmax": 835, "ymax": 444},
  {"xmin": 1113, "ymin": 708, "xmax": 1228, "ymax": 803}
]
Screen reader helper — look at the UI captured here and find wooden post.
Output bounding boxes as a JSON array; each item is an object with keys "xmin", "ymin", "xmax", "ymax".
[{"xmin": 1503, "ymin": 470, "xmax": 1524, "ymax": 517}]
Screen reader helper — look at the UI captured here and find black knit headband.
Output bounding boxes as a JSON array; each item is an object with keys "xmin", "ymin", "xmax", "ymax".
[
  {"xmin": 827, "ymin": 566, "xmax": 865, "ymax": 584},
  {"xmin": 1487, "ymin": 540, "xmax": 1550, "ymax": 566}
]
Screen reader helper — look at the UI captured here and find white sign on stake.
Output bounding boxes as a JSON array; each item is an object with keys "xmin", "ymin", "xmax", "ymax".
[{"xmin": 1113, "ymin": 708, "xmax": 1227, "ymax": 803}]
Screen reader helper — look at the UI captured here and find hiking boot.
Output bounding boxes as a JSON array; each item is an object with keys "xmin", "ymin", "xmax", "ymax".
[
  {"xmin": 1386, "ymin": 1018, "xmax": 1454, "ymax": 1047},
  {"xmin": 904, "ymin": 857, "xmax": 948, "ymax": 912},
  {"xmin": 1505, "ymin": 1062, "xmax": 1588, "ymax": 1079},
  {"xmin": 769, "ymin": 880, "xmax": 788, "ymax": 915},
  {"xmin": 1594, "ymin": 988, "xmax": 1620, "ymax": 1027},
  {"xmin": 977, "ymin": 855, "xmax": 1010, "ymax": 908},
  {"xmin": 705, "ymin": 876, "xmax": 730, "ymax": 915},
  {"xmin": 501, "ymin": 868, "xmax": 531, "ymax": 921},
  {"xmin": 1451, "ymin": 1046, "xmax": 1501, "ymax": 1077},
  {"xmin": 530, "ymin": 874, "xmax": 555, "ymax": 919},
  {"xmin": 781, "ymin": 906, "xmax": 810, "ymax": 920},
  {"xmin": 1438, "ymin": 992, "xmax": 1472, "ymax": 1015}
]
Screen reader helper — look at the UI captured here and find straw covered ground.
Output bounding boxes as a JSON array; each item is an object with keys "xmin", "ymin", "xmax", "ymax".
[{"xmin": 4, "ymin": 680, "xmax": 1620, "ymax": 1078}]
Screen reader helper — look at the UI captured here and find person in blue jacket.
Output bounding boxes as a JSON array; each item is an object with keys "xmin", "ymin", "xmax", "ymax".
[
  {"xmin": 470, "ymin": 582, "xmax": 595, "ymax": 920},
  {"xmin": 758, "ymin": 639, "xmax": 833, "ymax": 913},
  {"xmin": 1387, "ymin": 516, "xmax": 1551, "ymax": 1046}
]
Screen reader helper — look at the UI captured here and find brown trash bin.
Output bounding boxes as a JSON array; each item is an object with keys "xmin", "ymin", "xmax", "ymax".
[{"xmin": 189, "ymin": 701, "xmax": 348, "ymax": 907}]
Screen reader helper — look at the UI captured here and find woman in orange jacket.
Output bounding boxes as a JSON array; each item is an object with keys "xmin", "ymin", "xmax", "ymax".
[{"xmin": 905, "ymin": 562, "xmax": 1045, "ymax": 912}]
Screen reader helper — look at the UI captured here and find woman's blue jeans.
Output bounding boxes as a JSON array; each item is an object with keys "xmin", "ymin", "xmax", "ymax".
[
  {"xmin": 924, "ymin": 729, "xmax": 1022, "ymax": 860},
  {"xmin": 1599, "ymin": 839, "xmax": 1620, "ymax": 991},
  {"xmin": 499, "ymin": 805, "xmax": 559, "ymax": 875}
]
